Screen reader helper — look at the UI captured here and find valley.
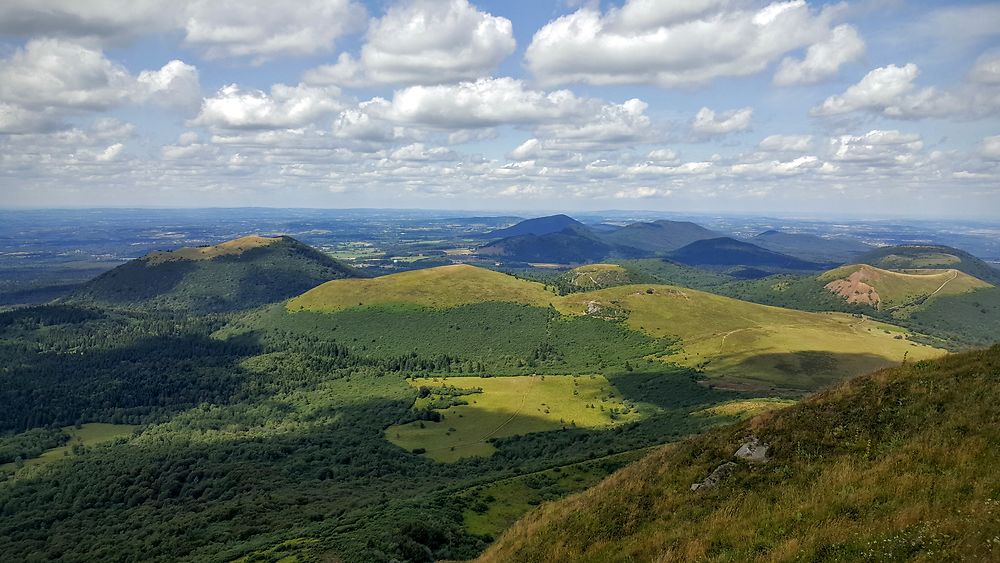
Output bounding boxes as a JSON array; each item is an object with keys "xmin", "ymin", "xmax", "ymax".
[{"xmin": 0, "ymin": 210, "xmax": 996, "ymax": 562}]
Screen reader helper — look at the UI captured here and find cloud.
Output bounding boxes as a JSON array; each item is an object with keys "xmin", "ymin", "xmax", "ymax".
[
  {"xmin": 0, "ymin": 1, "xmax": 366, "ymax": 62},
  {"xmin": 95, "ymin": 142, "xmax": 124, "ymax": 161},
  {"xmin": 774, "ymin": 24, "xmax": 865, "ymax": 86},
  {"xmin": 0, "ymin": 38, "xmax": 200, "ymax": 132},
  {"xmin": 342, "ymin": 78, "xmax": 614, "ymax": 131},
  {"xmin": 525, "ymin": 0, "xmax": 848, "ymax": 87},
  {"xmin": 731, "ymin": 155, "xmax": 821, "ymax": 176},
  {"xmin": 692, "ymin": 107, "xmax": 753, "ymax": 136},
  {"xmin": 182, "ymin": 0, "xmax": 366, "ymax": 62},
  {"xmin": 192, "ymin": 83, "xmax": 343, "ymax": 130},
  {"xmin": 812, "ymin": 63, "xmax": 961, "ymax": 119},
  {"xmin": 304, "ymin": 0, "xmax": 515, "ymax": 87},
  {"xmin": 614, "ymin": 186, "xmax": 668, "ymax": 199},
  {"xmin": 759, "ymin": 134, "xmax": 813, "ymax": 152},
  {"xmin": 828, "ymin": 129, "xmax": 923, "ymax": 163},
  {"xmin": 971, "ymin": 52, "xmax": 1000, "ymax": 85},
  {"xmin": 981, "ymin": 135, "xmax": 1000, "ymax": 161},
  {"xmin": 136, "ymin": 60, "xmax": 201, "ymax": 112}
]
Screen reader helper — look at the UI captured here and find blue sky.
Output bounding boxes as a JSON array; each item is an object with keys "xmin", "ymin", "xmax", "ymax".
[{"xmin": 0, "ymin": 0, "xmax": 998, "ymax": 218}]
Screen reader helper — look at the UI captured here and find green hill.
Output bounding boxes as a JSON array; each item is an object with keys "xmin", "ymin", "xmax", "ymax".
[
  {"xmin": 669, "ymin": 237, "xmax": 826, "ymax": 273},
  {"xmin": 69, "ymin": 235, "xmax": 359, "ymax": 312},
  {"xmin": 479, "ymin": 345, "xmax": 1000, "ymax": 562},
  {"xmin": 820, "ymin": 264, "xmax": 991, "ymax": 311},
  {"xmin": 856, "ymin": 245, "xmax": 1000, "ymax": 285},
  {"xmin": 286, "ymin": 265, "xmax": 942, "ymax": 392},
  {"xmin": 601, "ymin": 220, "xmax": 720, "ymax": 254}
]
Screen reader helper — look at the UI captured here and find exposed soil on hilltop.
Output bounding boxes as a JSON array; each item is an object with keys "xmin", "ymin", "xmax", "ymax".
[{"xmin": 824, "ymin": 266, "xmax": 882, "ymax": 309}]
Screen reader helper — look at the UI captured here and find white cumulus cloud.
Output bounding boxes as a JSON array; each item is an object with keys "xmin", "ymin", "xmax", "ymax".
[
  {"xmin": 526, "ymin": 0, "xmax": 848, "ymax": 87},
  {"xmin": 304, "ymin": 0, "xmax": 515, "ymax": 87},
  {"xmin": 692, "ymin": 107, "xmax": 753, "ymax": 136},
  {"xmin": 192, "ymin": 83, "xmax": 343, "ymax": 130},
  {"xmin": 812, "ymin": 63, "xmax": 961, "ymax": 119},
  {"xmin": 774, "ymin": 24, "xmax": 865, "ymax": 86}
]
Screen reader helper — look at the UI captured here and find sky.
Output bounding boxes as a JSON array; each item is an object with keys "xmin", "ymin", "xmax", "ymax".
[{"xmin": 0, "ymin": 0, "xmax": 998, "ymax": 218}]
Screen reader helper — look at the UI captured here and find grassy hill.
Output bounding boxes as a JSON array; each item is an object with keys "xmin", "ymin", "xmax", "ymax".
[
  {"xmin": 601, "ymin": 220, "xmax": 720, "ymax": 254},
  {"xmin": 820, "ymin": 264, "xmax": 991, "ymax": 311},
  {"xmin": 558, "ymin": 284, "xmax": 942, "ymax": 391},
  {"xmin": 69, "ymin": 235, "xmax": 359, "ymax": 312},
  {"xmin": 751, "ymin": 230, "xmax": 870, "ymax": 263},
  {"xmin": 669, "ymin": 237, "xmax": 826, "ymax": 274},
  {"xmin": 856, "ymin": 245, "xmax": 1000, "ymax": 285},
  {"xmin": 555, "ymin": 264, "xmax": 638, "ymax": 291},
  {"xmin": 478, "ymin": 345, "xmax": 1000, "ymax": 562},
  {"xmin": 289, "ymin": 264, "xmax": 556, "ymax": 312},
  {"xmin": 285, "ymin": 265, "xmax": 942, "ymax": 392}
]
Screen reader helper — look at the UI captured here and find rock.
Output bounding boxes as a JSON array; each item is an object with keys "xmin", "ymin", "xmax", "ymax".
[
  {"xmin": 586, "ymin": 300, "xmax": 602, "ymax": 315},
  {"xmin": 734, "ymin": 435, "xmax": 769, "ymax": 463},
  {"xmin": 690, "ymin": 462, "xmax": 737, "ymax": 491}
]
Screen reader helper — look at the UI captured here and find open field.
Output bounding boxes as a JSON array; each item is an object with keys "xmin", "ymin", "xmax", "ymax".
[
  {"xmin": 558, "ymin": 284, "xmax": 945, "ymax": 391},
  {"xmin": 564, "ymin": 264, "xmax": 633, "ymax": 290},
  {"xmin": 386, "ymin": 375, "xmax": 639, "ymax": 462},
  {"xmin": 289, "ymin": 264, "xmax": 556, "ymax": 312},
  {"xmin": 0, "ymin": 423, "xmax": 136, "ymax": 473},
  {"xmin": 820, "ymin": 264, "xmax": 990, "ymax": 311}
]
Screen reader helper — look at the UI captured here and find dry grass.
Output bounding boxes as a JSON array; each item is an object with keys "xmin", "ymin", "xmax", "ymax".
[{"xmin": 478, "ymin": 346, "xmax": 1000, "ymax": 562}]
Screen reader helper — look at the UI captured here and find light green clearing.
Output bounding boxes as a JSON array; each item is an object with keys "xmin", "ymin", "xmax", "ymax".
[
  {"xmin": 880, "ymin": 252, "xmax": 961, "ymax": 268},
  {"xmin": 386, "ymin": 375, "xmax": 639, "ymax": 463},
  {"xmin": 1, "ymin": 423, "xmax": 137, "ymax": 473}
]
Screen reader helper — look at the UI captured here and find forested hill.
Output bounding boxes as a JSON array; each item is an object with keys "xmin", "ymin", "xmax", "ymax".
[
  {"xmin": 67, "ymin": 235, "xmax": 360, "ymax": 312},
  {"xmin": 479, "ymin": 345, "xmax": 1000, "ymax": 562}
]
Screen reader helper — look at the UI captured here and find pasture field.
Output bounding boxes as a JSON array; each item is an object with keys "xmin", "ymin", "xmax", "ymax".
[
  {"xmin": 557, "ymin": 284, "xmax": 945, "ymax": 391},
  {"xmin": 0, "ymin": 423, "xmax": 136, "ymax": 473},
  {"xmin": 386, "ymin": 375, "xmax": 640, "ymax": 462},
  {"xmin": 288, "ymin": 264, "xmax": 556, "ymax": 312},
  {"xmin": 565, "ymin": 264, "xmax": 633, "ymax": 290}
]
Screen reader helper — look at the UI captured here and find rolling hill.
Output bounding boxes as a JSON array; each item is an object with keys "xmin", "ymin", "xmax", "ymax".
[
  {"xmin": 668, "ymin": 237, "xmax": 827, "ymax": 274},
  {"xmin": 601, "ymin": 220, "xmax": 721, "ymax": 254},
  {"xmin": 751, "ymin": 230, "xmax": 870, "ymax": 263},
  {"xmin": 285, "ymin": 264, "xmax": 942, "ymax": 392},
  {"xmin": 856, "ymin": 244, "xmax": 1000, "ymax": 285},
  {"xmin": 478, "ymin": 345, "xmax": 1000, "ymax": 563},
  {"xmin": 478, "ymin": 214, "xmax": 586, "ymax": 239},
  {"xmin": 69, "ymin": 235, "xmax": 360, "ymax": 311},
  {"xmin": 820, "ymin": 263, "xmax": 991, "ymax": 311}
]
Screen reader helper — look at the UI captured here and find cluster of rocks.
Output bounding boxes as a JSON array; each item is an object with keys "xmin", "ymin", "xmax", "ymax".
[{"xmin": 690, "ymin": 435, "xmax": 769, "ymax": 492}]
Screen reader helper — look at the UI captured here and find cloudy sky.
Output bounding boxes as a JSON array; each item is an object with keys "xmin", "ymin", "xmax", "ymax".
[{"xmin": 0, "ymin": 0, "xmax": 998, "ymax": 217}]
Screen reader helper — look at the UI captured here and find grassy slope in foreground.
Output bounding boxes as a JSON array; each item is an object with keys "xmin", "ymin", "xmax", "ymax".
[
  {"xmin": 819, "ymin": 264, "xmax": 991, "ymax": 311},
  {"xmin": 559, "ymin": 284, "xmax": 943, "ymax": 390},
  {"xmin": 288, "ymin": 264, "xmax": 556, "ymax": 312},
  {"xmin": 479, "ymin": 345, "xmax": 1000, "ymax": 563}
]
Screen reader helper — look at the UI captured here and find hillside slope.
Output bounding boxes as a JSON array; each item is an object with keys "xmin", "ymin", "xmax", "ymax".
[
  {"xmin": 856, "ymin": 245, "xmax": 1000, "ymax": 285},
  {"xmin": 669, "ymin": 237, "xmax": 826, "ymax": 273},
  {"xmin": 602, "ymin": 220, "xmax": 720, "ymax": 254},
  {"xmin": 479, "ymin": 345, "xmax": 1000, "ymax": 562},
  {"xmin": 287, "ymin": 265, "xmax": 942, "ymax": 392},
  {"xmin": 476, "ymin": 225, "xmax": 644, "ymax": 264},
  {"xmin": 479, "ymin": 214, "xmax": 585, "ymax": 239},
  {"xmin": 820, "ymin": 264, "xmax": 991, "ymax": 311},
  {"xmin": 70, "ymin": 235, "xmax": 359, "ymax": 312}
]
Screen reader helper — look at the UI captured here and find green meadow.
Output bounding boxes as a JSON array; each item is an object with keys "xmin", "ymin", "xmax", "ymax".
[{"xmin": 386, "ymin": 375, "xmax": 640, "ymax": 462}]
